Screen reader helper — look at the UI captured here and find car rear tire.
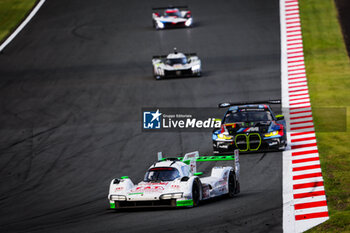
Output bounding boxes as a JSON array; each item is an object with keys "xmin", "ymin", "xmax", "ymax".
[
  {"xmin": 278, "ymin": 142, "xmax": 287, "ymax": 151},
  {"xmin": 235, "ymin": 180, "xmax": 240, "ymax": 194},
  {"xmin": 228, "ymin": 171, "xmax": 236, "ymax": 198}
]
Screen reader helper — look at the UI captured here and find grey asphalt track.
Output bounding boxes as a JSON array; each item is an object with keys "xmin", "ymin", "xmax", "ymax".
[{"xmin": 0, "ymin": 0, "xmax": 282, "ymax": 232}]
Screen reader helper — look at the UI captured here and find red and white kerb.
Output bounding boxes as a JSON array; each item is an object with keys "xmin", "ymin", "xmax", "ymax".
[{"xmin": 280, "ymin": 0, "xmax": 329, "ymax": 232}]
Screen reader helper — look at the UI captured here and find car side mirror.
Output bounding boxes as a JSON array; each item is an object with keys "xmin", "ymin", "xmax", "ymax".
[
  {"xmin": 181, "ymin": 176, "xmax": 190, "ymax": 182},
  {"xmin": 275, "ymin": 115, "xmax": 284, "ymax": 120}
]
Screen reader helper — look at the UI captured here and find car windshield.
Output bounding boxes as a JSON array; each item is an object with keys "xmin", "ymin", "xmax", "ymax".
[
  {"xmin": 144, "ymin": 167, "xmax": 180, "ymax": 182},
  {"xmin": 224, "ymin": 111, "xmax": 272, "ymax": 123},
  {"xmin": 166, "ymin": 57, "xmax": 187, "ymax": 65},
  {"xmin": 164, "ymin": 10, "xmax": 181, "ymax": 17}
]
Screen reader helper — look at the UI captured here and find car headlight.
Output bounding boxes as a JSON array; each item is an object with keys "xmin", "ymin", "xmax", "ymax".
[
  {"xmin": 110, "ymin": 195, "xmax": 126, "ymax": 201},
  {"xmin": 185, "ymin": 18, "xmax": 192, "ymax": 27},
  {"xmin": 157, "ymin": 21, "xmax": 164, "ymax": 29},
  {"xmin": 217, "ymin": 134, "xmax": 233, "ymax": 140},
  {"xmin": 191, "ymin": 64, "xmax": 200, "ymax": 72},
  {"xmin": 264, "ymin": 131, "xmax": 279, "ymax": 137},
  {"xmin": 160, "ymin": 192, "xmax": 183, "ymax": 200}
]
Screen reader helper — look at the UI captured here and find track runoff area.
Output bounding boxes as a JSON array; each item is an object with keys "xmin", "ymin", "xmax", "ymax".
[{"xmin": 280, "ymin": 0, "xmax": 329, "ymax": 232}]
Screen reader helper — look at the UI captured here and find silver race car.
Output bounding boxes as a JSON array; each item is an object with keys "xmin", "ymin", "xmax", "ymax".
[
  {"xmin": 152, "ymin": 6, "xmax": 192, "ymax": 30},
  {"xmin": 152, "ymin": 48, "xmax": 201, "ymax": 80},
  {"xmin": 108, "ymin": 151, "xmax": 240, "ymax": 209}
]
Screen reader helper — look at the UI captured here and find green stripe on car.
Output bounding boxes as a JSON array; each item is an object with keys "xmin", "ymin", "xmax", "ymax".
[{"xmin": 176, "ymin": 199, "xmax": 193, "ymax": 207}]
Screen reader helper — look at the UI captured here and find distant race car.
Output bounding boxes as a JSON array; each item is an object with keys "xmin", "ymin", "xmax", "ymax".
[
  {"xmin": 152, "ymin": 48, "xmax": 201, "ymax": 80},
  {"xmin": 152, "ymin": 6, "xmax": 192, "ymax": 29},
  {"xmin": 212, "ymin": 100, "xmax": 287, "ymax": 154},
  {"xmin": 108, "ymin": 151, "xmax": 240, "ymax": 209}
]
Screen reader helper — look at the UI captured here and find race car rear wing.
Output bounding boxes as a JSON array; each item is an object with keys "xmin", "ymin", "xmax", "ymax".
[
  {"xmin": 152, "ymin": 6, "xmax": 189, "ymax": 11},
  {"xmin": 218, "ymin": 99, "xmax": 281, "ymax": 108},
  {"xmin": 185, "ymin": 53, "xmax": 197, "ymax": 56},
  {"xmin": 152, "ymin": 53, "xmax": 197, "ymax": 59},
  {"xmin": 157, "ymin": 150, "xmax": 240, "ymax": 177},
  {"xmin": 152, "ymin": 55, "xmax": 168, "ymax": 59}
]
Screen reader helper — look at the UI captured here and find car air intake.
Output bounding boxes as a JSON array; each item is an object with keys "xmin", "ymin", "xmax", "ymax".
[
  {"xmin": 249, "ymin": 134, "xmax": 261, "ymax": 151},
  {"xmin": 117, "ymin": 200, "xmax": 175, "ymax": 208},
  {"xmin": 235, "ymin": 135, "xmax": 248, "ymax": 151},
  {"xmin": 164, "ymin": 69, "xmax": 192, "ymax": 76}
]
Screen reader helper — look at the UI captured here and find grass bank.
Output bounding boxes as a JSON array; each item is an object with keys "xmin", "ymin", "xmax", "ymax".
[
  {"xmin": 0, "ymin": 0, "xmax": 37, "ymax": 43},
  {"xmin": 299, "ymin": 0, "xmax": 350, "ymax": 232}
]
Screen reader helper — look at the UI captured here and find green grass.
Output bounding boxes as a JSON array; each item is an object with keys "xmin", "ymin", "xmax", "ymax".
[
  {"xmin": 0, "ymin": 0, "xmax": 37, "ymax": 42},
  {"xmin": 299, "ymin": 0, "xmax": 350, "ymax": 232}
]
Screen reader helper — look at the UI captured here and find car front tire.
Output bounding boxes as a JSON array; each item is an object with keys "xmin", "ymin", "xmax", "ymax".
[{"xmin": 192, "ymin": 179, "xmax": 201, "ymax": 207}]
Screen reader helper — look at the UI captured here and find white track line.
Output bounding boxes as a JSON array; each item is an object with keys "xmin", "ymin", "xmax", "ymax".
[
  {"xmin": 0, "ymin": 0, "xmax": 46, "ymax": 52},
  {"xmin": 280, "ymin": 0, "xmax": 329, "ymax": 232}
]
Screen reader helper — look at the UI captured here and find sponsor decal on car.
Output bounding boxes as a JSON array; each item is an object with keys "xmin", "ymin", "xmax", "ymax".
[
  {"xmin": 133, "ymin": 185, "xmax": 165, "ymax": 193},
  {"xmin": 237, "ymin": 127, "xmax": 259, "ymax": 133},
  {"xmin": 115, "ymin": 187, "xmax": 124, "ymax": 191},
  {"xmin": 142, "ymin": 182, "xmax": 169, "ymax": 186}
]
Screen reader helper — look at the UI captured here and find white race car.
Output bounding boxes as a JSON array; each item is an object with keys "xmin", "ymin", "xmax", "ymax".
[
  {"xmin": 108, "ymin": 151, "xmax": 240, "ymax": 209},
  {"xmin": 152, "ymin": 6, "xmax": 192, "ymax": 30},
  {"xmin": 152, "ymin": 48, "xmax": 201, "ymax": 80}
]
